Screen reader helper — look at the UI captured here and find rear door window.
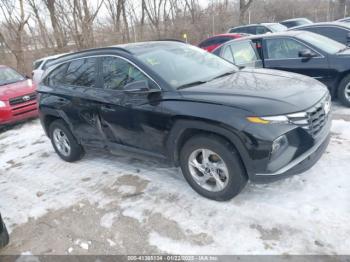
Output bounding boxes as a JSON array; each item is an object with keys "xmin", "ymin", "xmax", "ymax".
[{"xmin": 64, "ymin": 58, "xmax": 97, "ymax": 88}]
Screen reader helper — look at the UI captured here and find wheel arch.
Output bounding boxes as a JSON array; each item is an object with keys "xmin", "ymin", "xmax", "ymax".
[{"xmin": 166, "ymin": 118, "xmax": 253, "ymax": 178}]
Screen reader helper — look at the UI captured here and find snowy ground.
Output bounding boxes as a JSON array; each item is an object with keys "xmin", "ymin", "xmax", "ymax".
[{"xmin": 0, "ymin": 104, "xmax": 349, "ymax": 255}]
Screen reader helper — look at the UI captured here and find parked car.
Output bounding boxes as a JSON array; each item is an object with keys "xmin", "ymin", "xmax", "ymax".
[
  {"xmin": 0, "ymin": 65, "xmax": 38, "ymax": 126},
  {"xmin": 198, "ymin": 33, "xmax": 247, "ymax": 52},
  {"xmin": 228, "ymin": 23, "xmax": 287, "ymax": 35},
  {"xmin": 215, "ymin": 31, "xmax": 350, "ymax": 107},
  {"xmin": 336, "ymin": 17, "xmax": 350, "ymax": 23},
  {"xmin": 0, "ymin": 214, "xmax": 9, "ymax": 249},
  {"xmin": 280, "ymin": 18, "xmax": 313, "ymax": 28},
  {"xmin": 38, "ymin": 41, "xmax": 331, "ymax": 201},
  {"xmin": 32, "ymin": 53, "xmax": 66, "ymax": 84},
  {"xmin": 289, "ymin": 22, "xmax": 350, "ymax": 46}
]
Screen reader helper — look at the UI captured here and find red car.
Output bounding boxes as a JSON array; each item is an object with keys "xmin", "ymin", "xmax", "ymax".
[
  {"xmin": 198, "ymin": 33, "xmax": 247, "ymax": 52},
  {"xmin": 0, "ymin": 65, "xmax": 38, "ymax": 126}
]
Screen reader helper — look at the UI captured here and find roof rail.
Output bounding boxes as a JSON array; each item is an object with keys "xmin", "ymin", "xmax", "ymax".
[{"xmin": 153, "ymin": 39, "xmax": 186, "ymax": 43}]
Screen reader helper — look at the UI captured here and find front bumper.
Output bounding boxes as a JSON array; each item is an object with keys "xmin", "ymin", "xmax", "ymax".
[
  {"xmin": 251, "ymin": 132, "xmax": 331, "ymax": 183},
  {"xmin": 0, "ymin": 101, "xmax": 38, "ymax": 125}
]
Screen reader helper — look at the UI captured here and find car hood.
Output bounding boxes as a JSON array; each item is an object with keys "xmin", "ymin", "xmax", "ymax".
[
  {"xmin": 179, "ymin": 68, "xmax": 328, "ymax": 115},
  {"xmin": 0, "ymin": 79, "xmax": 36, "ymax": 101}
]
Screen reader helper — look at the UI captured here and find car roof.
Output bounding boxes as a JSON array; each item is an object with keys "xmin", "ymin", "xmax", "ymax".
[
  {"xmin": 281, "ymin": 18, "xmax": 310, "ymax": 22},
  {"xmin": 231, "ymin": 23, "xmax": 279, "ymax": 29},
  {"xmin": 46, "ymin": 41, "xmax": 188, "ymax": 67},
  {"xmin": 236, "ymin": 30, "xmax": 304, "ymax": 41},
  {"xmin": 291, "ymin": 21, "xmax": 350, "ymax": 30}
]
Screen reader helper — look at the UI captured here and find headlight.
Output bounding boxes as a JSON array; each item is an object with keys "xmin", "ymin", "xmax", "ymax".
[
  {"xmin": 0, "ymin": 101, "xmax": 7, "ymax": 108},
  {"xmin": 247, "ymin": 115, "xmax": 289, "ymax": 124},
  {"xmin": 247, "ymin": 112, "xmax": 308, "ymax": 125}
]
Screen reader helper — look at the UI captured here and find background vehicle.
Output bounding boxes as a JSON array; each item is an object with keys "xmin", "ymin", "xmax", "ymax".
[
  {"xmin": 337, "ymin": 17, "xmax": 350, "ymax": 23},
  {"xmin": 289, "ymin": 22, "xmax": 350, "ymax": 46},
  {"xmin": 212, "ymin": 39, "xmax": 263, "ymax": 68},
  {"xmin": 32, "ymin": 53, "xmax": 66, "ymax": 84},
  {"xmin": 198, "ymin": 33, "xmax": 247, "ymax": 52},
  {"xmin": 216, "ymin": 31, "xmax": 350, "ymax": 107},
  {"xmin": 0, "ymin": 65, "xmax": 38, "ymax": 126},
  {"xmin": 0, "ymin": 214, "xmax": 9, "ymax": 249},
  {"xmin": 38, "ymin": 41, "xmax": 331, "ymax": 201},
  {"xmin": 228, "ymin": 23, "xmax": 287, "ymax": 35},
  {"xmin": 280, "ymin": 18, "xmax": 313, "ymax": 28}
]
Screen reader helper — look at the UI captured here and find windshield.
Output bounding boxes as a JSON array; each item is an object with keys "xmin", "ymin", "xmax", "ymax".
[
  {"xmin": 0, "ymin": 67, "xmax": 25, "ymax": 86},
  {"xmin": 298, "ymin": 32, "xmax": 346, "ymax": 54},
  {"xmin": 136, "ymin": 44, "xmax": 238, "ymax": 89},
  {"xmin": 268, "ymin": 24, "xmax": 288, "ymax": 32}
]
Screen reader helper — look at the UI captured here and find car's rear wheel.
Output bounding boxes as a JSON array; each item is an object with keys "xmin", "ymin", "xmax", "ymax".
[
  {"xmin": 49, "ymin": 120, "xmax": 84, "ymax": 162},
  {"xmin": 180, "ymin": 134, "xmax": 247, "ymax": 201},
  {"xmin": 338, "ymin": 75, "xmax": 350, "ymax": 107}
]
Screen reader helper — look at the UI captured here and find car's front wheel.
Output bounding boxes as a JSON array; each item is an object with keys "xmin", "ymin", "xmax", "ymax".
[
  {"xmin": 338, "ymin": 75, "xmax": 350, "ymax": 107},
  {"xmin": 49, "ymin": 120, "xmax": 85, "ymax": 162},
  {"xmin": 180, "ymin": 134, "xmax": 247, "ymax": 201}
]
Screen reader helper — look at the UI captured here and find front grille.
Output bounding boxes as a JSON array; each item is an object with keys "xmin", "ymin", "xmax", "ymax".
[
  {"xmin": 9, "ymin": 92, "xmax": 37, "ymax": 106},
  {"xmin": 288, "ymin": 95, "xmax": 331, "ymax": 137}
]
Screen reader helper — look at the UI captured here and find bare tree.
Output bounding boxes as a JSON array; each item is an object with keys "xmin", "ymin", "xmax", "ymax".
[
  {"xmin": 239, "ymin": 0, "xmax": 254, "ymax": 24},
  {"xmin": 0, "ymin": 0, "xmax": 30, "ymax": 73}
]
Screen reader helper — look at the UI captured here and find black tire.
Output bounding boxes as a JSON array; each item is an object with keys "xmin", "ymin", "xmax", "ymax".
[
  {"xmin": 338, "ymin": 74, "xmax": 350, "ymax": 107},
  {"xmin": 49, "ymin": 119, "xmax": 84, "ymax": 162},
  {"xmin": 0, "ymin": 216, "xmax": 9, "ymax": 248},
  {"xmin": 180, "ymin": 134, "xmax": 247, "ymax": 201}
]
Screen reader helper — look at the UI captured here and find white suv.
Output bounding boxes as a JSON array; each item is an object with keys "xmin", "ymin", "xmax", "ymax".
[{"xmin": 32, "ymin": 53, "xmax": 67, "ymax": 84}]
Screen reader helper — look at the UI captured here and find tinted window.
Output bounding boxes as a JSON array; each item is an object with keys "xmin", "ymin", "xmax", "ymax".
[
  {"xmin": 64, "ymin": 58, "xmax": 97, "ymax": 88},
  {"xmin": 230, "ymin": 27, "xmax": 249, "ymax": 34},
  {"xmin": 266, "ymin": 38, "xmax": 308, "ymax": 59},
  {"xmin": 246, "ymin": 26, "xmax": 258, "ymax": 34},
  {"xmin": 45, "ymin": 63, "xmax": 69, "ymax": 87},
  {"xmin": 230, "ymin": 41, "xmax": 259, "ymax": 65},
  {"xmin": 312, "ymin": 26, "xmax": 347, "ymax": 44},
  {"xmin": 102, "ymin": 57, "xmax": 148, "ymax": 91},
  {"xmin": 298, "ymin": 32, "xmax": 345, "ymax": 54},
  {"xmin": 256, "ymin": 26, "xmax": 269, "ymax": 34},
  {"xmin": 42, "ymin": 59, "xmax": 55, "ymax": 70}
]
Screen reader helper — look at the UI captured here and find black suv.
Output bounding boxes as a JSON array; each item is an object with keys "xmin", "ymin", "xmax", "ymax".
[
  {"xmin": 38, "ymin": 41, "xmax": 331, "ymax": 201},
  {"xmin": 0, "ymin": 214, "xmax": 9, "ymax": 249}
]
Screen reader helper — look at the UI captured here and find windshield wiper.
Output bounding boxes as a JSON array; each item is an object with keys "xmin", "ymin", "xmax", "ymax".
[
  {"xmin": 177, "ymin": 81, "xmax": 208, "ymax": 90},
  {"xmin": 210, "ymin": 70, "xmax": 236, "ymax": 81}
]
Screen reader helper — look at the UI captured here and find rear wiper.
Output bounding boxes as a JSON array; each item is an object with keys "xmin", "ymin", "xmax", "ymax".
[{"xmin": 177, "ymin": 81, "xmax": 208, "ymax": 90}]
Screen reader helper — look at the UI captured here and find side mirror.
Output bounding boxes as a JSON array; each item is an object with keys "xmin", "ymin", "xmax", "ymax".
[
  {"xmin": 298, "ymin": 49, "xmax": 317, "ymax": 59},
  {"xmin": 123, "ymin": 80, "xmax": 159, "ymax": 94}
]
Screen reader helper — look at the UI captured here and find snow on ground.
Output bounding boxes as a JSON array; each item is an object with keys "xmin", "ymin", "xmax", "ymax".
[{"xmin": 0, "ymin": 110, "xmax": 350, "ymax": 255}]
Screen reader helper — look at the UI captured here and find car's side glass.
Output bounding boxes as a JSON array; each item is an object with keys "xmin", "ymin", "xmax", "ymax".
[
  {"xmin": 266, "ymin": 38, "xmax": 309, "ymax": 59},
  {"xmin": 256, "ymin": 26, "xmax": 268, "ymax": 34},
  {"xmin": 319, "ymin": 27, "xmax": 346, "ymax": 43},
  {"xmin": 33, "ymin": 60, "xmax": 43, "ymax": 70},
  {"xmin": 222, "ymin": 46, "xmax": 235, "ymax": 63},
  {"xmin": 230, "ymin": 41, "xmax": 258, "ymax": 65},
  {"xmin": 64, "ymin": 58, "xmax": 97, "ymax": 88},
  {"xmin": 101, "ymin": 56, "xmax": 149, "ymax": 91},
  {"xmin": 45, "ymin": 63, "xmax": 69, "ymax": 87}
]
